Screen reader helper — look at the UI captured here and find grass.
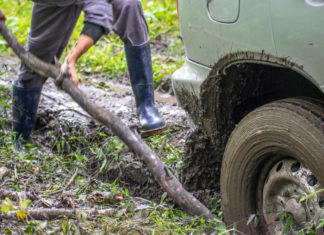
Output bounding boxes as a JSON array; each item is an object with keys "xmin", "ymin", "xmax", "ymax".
[{"xmin": 0, "ymin": 0, "xmax": 184, "ymax": 85}]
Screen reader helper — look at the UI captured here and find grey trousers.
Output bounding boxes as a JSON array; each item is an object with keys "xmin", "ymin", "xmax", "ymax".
[{"xmin": 18, "ymin": 0, "xmax": 149, "ymax": 88}]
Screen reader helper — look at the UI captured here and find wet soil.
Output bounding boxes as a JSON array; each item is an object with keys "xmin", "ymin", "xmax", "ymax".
[{"xmin": 0, "ymin": 56, "xmax": 195, "ymax": 203}]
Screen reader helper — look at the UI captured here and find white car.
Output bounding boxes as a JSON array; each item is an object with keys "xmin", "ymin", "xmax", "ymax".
[{"xmin": 173, "ymin": 0, "xmax": 324, "ymax": 233}]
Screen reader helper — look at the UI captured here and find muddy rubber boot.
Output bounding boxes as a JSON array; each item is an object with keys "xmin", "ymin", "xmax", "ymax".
[
  {"xmin": 124, "ymin": 42, "xmax": 165, "ymax": 136},
  {"xmin": 12, "ymin": 81, "xmax": 41, "ymax": 149}
]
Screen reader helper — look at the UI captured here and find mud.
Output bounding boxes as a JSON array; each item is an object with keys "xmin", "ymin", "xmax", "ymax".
[
  {"xmin": 0, "ymin": 56, "xmax": 191, "ymax": 202},
  {"xmin": 177, "ymin": 51, "xmax": 324, "ymax": 198}
]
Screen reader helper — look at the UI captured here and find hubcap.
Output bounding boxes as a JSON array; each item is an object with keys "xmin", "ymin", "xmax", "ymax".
[{"xmin": 262, "ymin": 159, "xmax": 324, "ymax": 234}]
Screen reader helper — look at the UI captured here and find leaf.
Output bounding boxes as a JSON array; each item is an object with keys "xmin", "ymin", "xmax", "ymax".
[
  {"xmin": 16, "ymin": 209, "xmax": 28, "ymax": 221},
  {"xmin": 62, "ymin": 220, "xmax": 69, "ymax": 234},
  {"xmin": 24, "ymin": 225, "xmax": 36, "ymax": 234},
  {"xmin": 98, "ymin": 132, "xmax": 107, "ymax": 137},
  {"xmin": 99, "ymin": 158, "xmax": 107, "ymax": 173},
  {"xmin": 19, "ymin": 199, "xmax": 31, "ymax": 213},
  {"xmin": 317, "ymin": 219, "xmax": 324, "ymax": 229},
  {"xmin": 124, "ymin": 188, "xmax": 129, "ymax": 196},
  {"xmin": 6, "ymin": 17, "xmax": 19, "ymax": 33},
  {"xmin": 160, "ymin": 192, "xmax": 167, "ymax": 205},
  {"xmin": 1, "ymin": 197, "xmax": 17, "ymax": 213},
  {"xmin": 253, "ymin": 215, "xmax": 260, "ymax": 227},
  {"xmin": 299, "ymin": 188, "xmax": 324, "ymax": 203},
  {"xmin": 15, "ymin": 199, "xmax": 31, "ymax": 221},
  {"xmin": 246, "ymin": 214, "xmax": 255, "ymax": 225}
]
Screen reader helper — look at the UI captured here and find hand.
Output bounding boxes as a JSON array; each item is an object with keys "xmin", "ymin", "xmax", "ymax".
[
  {"xmin": 61, "ymin": 57, "xmax": 79, "ymax": 86},
  {"xmin": 60, "ymin": 34, "xmax": 94, "ymax": 87},
  {"xmin": 0, "ymin": 8, "xmax": 6, "ymax": 21}
]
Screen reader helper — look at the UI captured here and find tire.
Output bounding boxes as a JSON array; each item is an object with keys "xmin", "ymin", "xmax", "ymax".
[{"xmin": 220, "ymin": 98, "xmax": 324, "ymax": 234}]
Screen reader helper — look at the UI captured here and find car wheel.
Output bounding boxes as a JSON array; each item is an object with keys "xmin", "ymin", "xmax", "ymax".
[{"xmin": 220, "ymin": 98, "xmax": 324, "ymax": 234}]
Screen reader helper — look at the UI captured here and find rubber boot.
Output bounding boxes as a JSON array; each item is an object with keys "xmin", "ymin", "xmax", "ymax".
[
  {"xmin": 12, "ymin": 81, "xmax": 41, "ymax": 149},
  {"xmin": 124, "ymin": 42, "xmax": 164, "ymax": 136}
]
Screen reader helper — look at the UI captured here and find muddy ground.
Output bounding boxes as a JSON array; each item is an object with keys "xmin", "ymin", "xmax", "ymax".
[
  {"xmin": 0, "ymin": 54, "xmax": 189, "ymax": 193},
  {"xmin": 0, "ymin": 50, "xmax": 229, "ymax": 233},
  {"xmin": 0, "ymin": 55, "xmax": 220, "ymax": 206}
]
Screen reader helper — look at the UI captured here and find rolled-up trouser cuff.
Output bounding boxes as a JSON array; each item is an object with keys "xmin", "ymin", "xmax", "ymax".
[{"xmin": 81, "ymin": 22, "xmax": 105, "ymax": 44}]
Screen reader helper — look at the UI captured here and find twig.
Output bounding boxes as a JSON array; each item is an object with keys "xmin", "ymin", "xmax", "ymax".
[
  {"xmin": 47, "ymin": 168, "xmax": 79, "ymax": 195},
  {"xmin": 0, "ymin": 207, "xmax": 114, "ymax": 220},
  {"xmin": 0, "ymin": 179, "xmax": 16, "ymax": 188},
  {"xmin": 76, "ymin": 180, "xmax": 93, "ymax": 194},
  {"xmin": 13, "ymin": 164, "xmax": 18, "ymax": 180},
  {"xmin": 158, "ymin": 136, "xmax": 168, "ymax": 157}
]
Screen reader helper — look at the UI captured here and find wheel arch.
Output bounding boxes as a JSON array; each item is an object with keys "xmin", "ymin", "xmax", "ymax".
[
  {"xmin": 200, "ymin": 51, "xmax": 324, "ymax": 149},
  {"xmin": 180, "ymin": 51, "xmax": 324, "ymax": 196}
]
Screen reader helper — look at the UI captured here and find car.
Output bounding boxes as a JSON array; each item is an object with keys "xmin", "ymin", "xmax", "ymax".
[{"xmin": 172, "ymin": 0, "xmax": 324, "ymax": 234}]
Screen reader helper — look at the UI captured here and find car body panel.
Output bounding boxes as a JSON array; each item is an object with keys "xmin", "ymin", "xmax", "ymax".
[
  {"xmin": 174, "ymin": 0, "xmax": 324, "ymax": 94},
  {"xmin": 207, "ymin": 0, "xmax": 240, "ymax": 23},
  {"xmin": 178, "ymin": 0, "xmax": 276, "ymax": 68},
  {"xmin": 172, "ymin": 58, "xmax": 211, "ymax": 97},
  {"xmin": 271, "ymin": 0, "xmax": 324, "ymax": 88}
]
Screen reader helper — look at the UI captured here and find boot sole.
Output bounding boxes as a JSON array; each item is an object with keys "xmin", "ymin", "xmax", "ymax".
[{"xmin": 140, "ymin": 125, "xmax": 167, "ymax": 138}]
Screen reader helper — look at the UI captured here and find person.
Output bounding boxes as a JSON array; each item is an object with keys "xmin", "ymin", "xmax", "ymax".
[{"xmin": 11, "ymin": 0, "xmax": 164, "ymax": 148}]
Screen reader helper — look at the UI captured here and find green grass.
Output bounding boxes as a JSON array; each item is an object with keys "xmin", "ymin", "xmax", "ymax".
[{"xmin": 0, "ymin": 0, "xmax": 184, "ymax": 85}]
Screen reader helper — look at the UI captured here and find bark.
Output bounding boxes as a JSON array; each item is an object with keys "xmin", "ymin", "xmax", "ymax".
[
  {"xmin": 0, "ymin": 189, "xmax": 38, "ymax": 201},
  {"xmin": 0, "ymin": 18, "xmax": 223, "ymax": 224},
  {"xmin": 0, "ymin": 208, "xmax": 114, "ymax": 220}
]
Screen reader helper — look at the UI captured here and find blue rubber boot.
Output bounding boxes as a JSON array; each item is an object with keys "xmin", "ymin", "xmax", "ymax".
[
  {"xmin": 124, "ymin": 42, "xmax": 164, "ymax": 136},
  {"xmin": 12, "ymin": 81, "xmax": 41, "ymax": 149}
]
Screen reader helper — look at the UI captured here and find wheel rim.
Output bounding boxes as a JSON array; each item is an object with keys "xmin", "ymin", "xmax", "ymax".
[{"xmin": 262, "ymin": 159, "xmax": 324, "ymax": 234}]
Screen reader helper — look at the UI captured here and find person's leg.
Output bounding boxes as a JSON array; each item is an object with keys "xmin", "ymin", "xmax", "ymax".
[
  {"xmin": 111, "ymin": 0, "xmax": 164, "ymax": 135},
  {"xmin": 12, "ymin": 3, "xmax": 81, "ymax": 148}
]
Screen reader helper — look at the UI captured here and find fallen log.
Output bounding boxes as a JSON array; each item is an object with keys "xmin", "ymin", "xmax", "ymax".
[
  {"xmin": 0, "ymin": 189, "xmax": 38, "ymax": 201},
  {"xmin": 0, "ymin": 16, "xmax": 222, "ymax": 224},
  {"xmin": 1, "ymin": 208, "xmax": 114, "ymax": 220}
]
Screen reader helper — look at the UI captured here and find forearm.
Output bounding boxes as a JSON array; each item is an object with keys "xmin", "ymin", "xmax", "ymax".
[
  {"xmin": 66, "ymin": 34, "xmax": 94, "ymax": 66},
  {"xmin": 67, "ymin": 21, "xmax": 104, "ymax": 63},
  {"xmin": 63, "ymin": 22, "xmax": 104, "ymax": 86}
]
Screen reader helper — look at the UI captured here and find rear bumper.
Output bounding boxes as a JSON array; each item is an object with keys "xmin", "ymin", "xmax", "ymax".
[{"xmin": 172, "ymin": 58, "xmax": 211, "ymax": 106}]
